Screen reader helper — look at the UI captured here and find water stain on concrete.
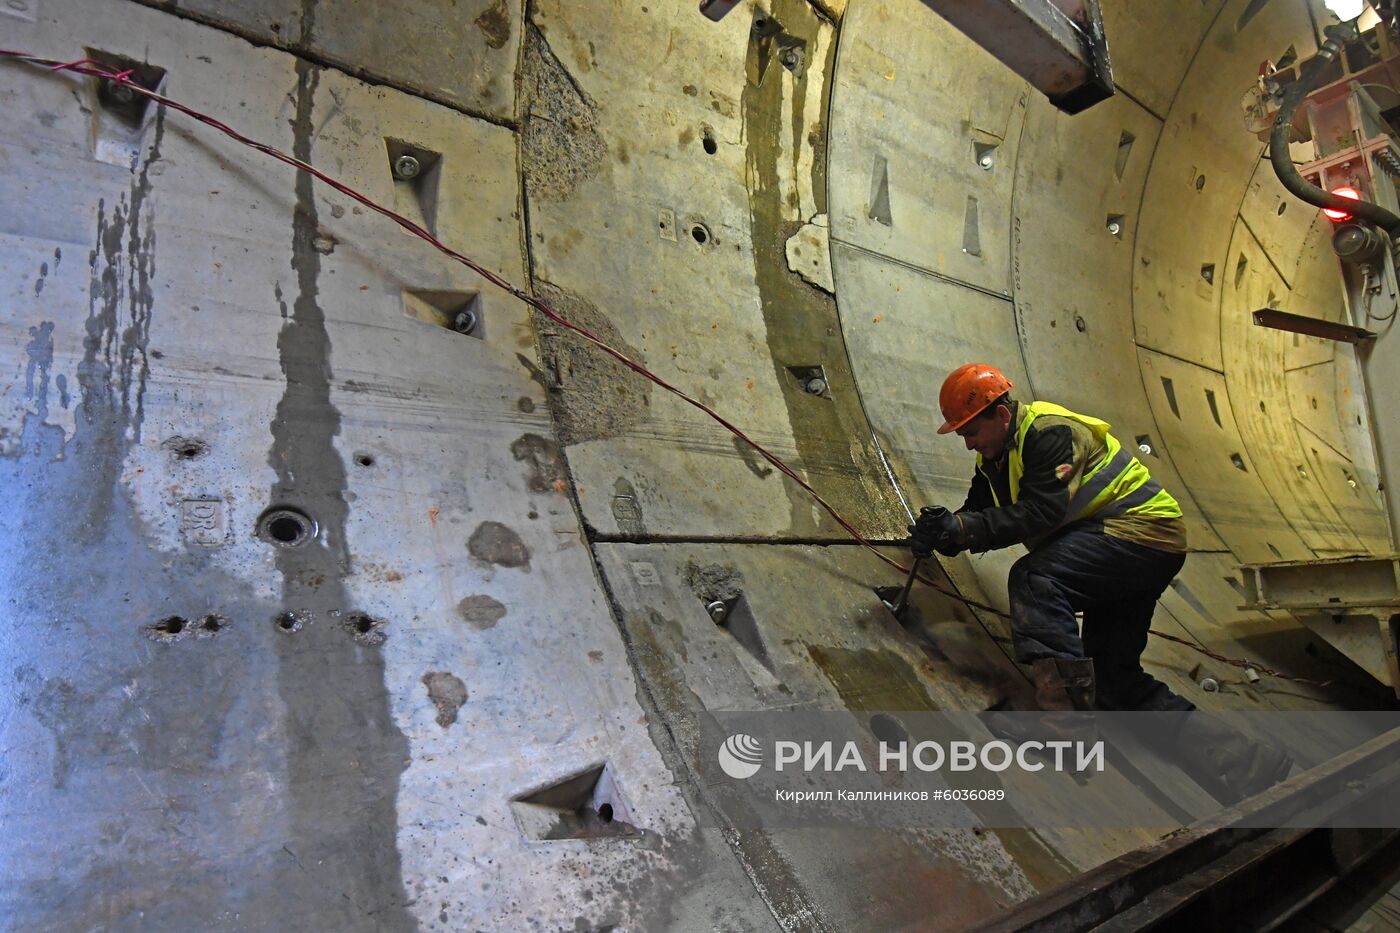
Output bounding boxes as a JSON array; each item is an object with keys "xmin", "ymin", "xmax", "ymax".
[
  {"xmin": 422, "ymin": 671, "xmax": 468, "ymax": 728},
  {"xmin": 24, "ymin": 322, "xmax": 54, "ymax": 420},
  {"xmin": 457, "ymin": 594, "xmax": 507, "ymax": 630},
  {"xmin": 740, "ymin": 0, "xmax": 902, "ymax": 536},
  {"xmin": 807, "ymin": 644, "xmax": 937, "ymax": 710},
  {"xmin": 511, "ymin": 432, "xmax": 566, "ymax": 493},
  {"xmin": 264, "ymin": 52, "xmax": 416, "ymax": 929},
  {"xmin": 732, "ymin": 435, "xmax": 774, "ymax": 479},
  {"xmin": 468, "ymin": 520, "xmax": 532, "ymax": 569},
  {"xmin": 474, "ymin": 0, "xmax": 511, "ymax": 50}
]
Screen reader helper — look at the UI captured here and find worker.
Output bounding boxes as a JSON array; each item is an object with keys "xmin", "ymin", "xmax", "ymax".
[{"xmin": 908, "ymin": 363, "xmax": 1292, "ymax": 802}]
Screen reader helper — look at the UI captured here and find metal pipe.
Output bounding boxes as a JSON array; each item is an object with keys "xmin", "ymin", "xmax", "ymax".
[{"xmin": 1270, "ymin": 31, "xmax": 1400, "ymax": 233}]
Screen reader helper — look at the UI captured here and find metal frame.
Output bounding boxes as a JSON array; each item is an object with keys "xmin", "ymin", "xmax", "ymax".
[
  {"xmin": 1239, "ymin": 555, "xmax": 1400, "ymax": 698},
  {"xmin": 917, "ymin": 0, "xmax": 1114, "ymax": 113},
  {"xmin": 968, "ymin": 728, "xmax": 1400, "ymax": 931},
  {"xmin": 698, "ymin": 0, "xmax": 1116, "ymax": 114}
]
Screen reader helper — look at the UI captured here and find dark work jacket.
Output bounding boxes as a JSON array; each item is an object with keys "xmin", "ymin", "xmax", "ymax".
[
  {"xmin": 955, "ymin": 401, "xmax": 1187, "ymax": 554},
  {"xmin": 956, "ymin": 402, "xmax": 1077, "ymax": 553}
]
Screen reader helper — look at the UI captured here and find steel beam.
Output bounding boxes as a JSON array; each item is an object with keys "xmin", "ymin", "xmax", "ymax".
[
  {"xmin": 1239, "ymin": 555, "xmax": 1400, "ymax": 698},
  {"xmin": 698, "ymin": 0, "xmax": 742, "ymax": 22},
  {"xmin": 1239, "ymin": 555, "xmax": 1400, "ymax": 611},
  {"xmin": 1252, "ymin": 307, "xmax": 1377, "ymax": 344},
  {"xmin": 918, "ymin": 0, "xmax": 1114, "ymax": 113},
  {"xmin": 968, "ymin": 728, "xmax": 1400, "ymax": 931}
]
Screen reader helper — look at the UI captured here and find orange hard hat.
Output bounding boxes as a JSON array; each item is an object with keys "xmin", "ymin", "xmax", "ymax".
[{"xmin": 937, "ymin": 363, "xmax": 1014, "ymax": 434}]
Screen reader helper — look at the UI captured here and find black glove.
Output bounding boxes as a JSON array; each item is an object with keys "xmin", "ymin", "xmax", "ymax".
[{"xmin": 907, "ymin": 506, "xmax": 962, "ymax": 558}]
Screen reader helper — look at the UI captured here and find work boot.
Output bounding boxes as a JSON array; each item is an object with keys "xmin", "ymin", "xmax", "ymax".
[
  {"xmin": 1169, "ymin": 714, "xmax": 1294, "ymax": 805},
  {"xmin": 1030, "ymin": 658, "xmax": 1096, "ymax": 711},
  {"xmin": 987, "ymin": 658, "xmax": 1099, "ymax": 759}
]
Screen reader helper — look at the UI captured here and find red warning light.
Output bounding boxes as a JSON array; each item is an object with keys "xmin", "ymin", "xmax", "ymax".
[{"xmin": 1323, "ymin": 186, "xmax": 1361, "ymax": 221}]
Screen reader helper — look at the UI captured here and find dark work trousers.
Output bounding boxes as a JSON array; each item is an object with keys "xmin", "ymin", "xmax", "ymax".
[{"xmin": 1006, "ymin": 523, "xmax": 1193, "ymax": 712}]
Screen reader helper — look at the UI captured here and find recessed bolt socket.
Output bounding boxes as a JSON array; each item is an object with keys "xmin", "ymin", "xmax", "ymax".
[
  {"xmin": 385, "ymin": 139, "xmax": 443, "ymax": 233},
  {"xmin": 453, "ymin": 309, "xmax": 478, "ymax": 335},
  {"xmin": 1199, "ymin": 676, "xmax": 1220, "ymax": 692},
  {"xmin": 257, "ymin": 506, "xmax": 316, "ymax": 548},
  {"xmin": 974, "ymin": 141, "xmax": 998, "ymax": 171},
  {"xmin": 106, "ymin": 79, "xmax": 137, "ymax": 105},
  {"xmin": 787, "ymin": 364, "xmax": 830, "ymax": 398},
  {"xmin": 392, "ymin": 153, "xmax": 421, "ymax": 180}
]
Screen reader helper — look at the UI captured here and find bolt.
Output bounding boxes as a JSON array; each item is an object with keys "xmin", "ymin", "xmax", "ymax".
[
  {"xmin": 780, "ymin": 48, "xmax": 800, "ymax": 69},
  {"xmin": 707, "ymin": 600, "xmax": 728, "ymax": 623},
  {"xmin": 978, "ymin": 153, "xmax": 994, "ymax": 169},
  {"xmin": 453, "ymin": 309, "xmax": 478, "ymax": 335},
  {"xmin": 1348, "ymin": 477, "xmax": 1358, "ymax": 488},
  {"xmin": 107, "ymin": 80, "xmax": 136, "ymax": 104},
  {"xmin": 393, "ymin": 154, "xmax": 421, "ymax": 180},
  {"xmin": 1139, "ymin": 443, "xmax": 1153, "ymax": 456},
  {"xmin": 805, "ymin": 377, "xmax": 827, "ymax": 396},
  {"xmin": 1107, "ymin": 221, "xmax": 1122, "ymax": 236},
  {"xmin": 1199, "ymin": 676, "xmax": 1220, "ymax": 692}
]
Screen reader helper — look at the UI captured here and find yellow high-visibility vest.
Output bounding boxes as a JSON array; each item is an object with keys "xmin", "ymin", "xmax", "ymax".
[{"xmin": 977, "ymin": 401, "xmax": 1182, "ymax": 528}]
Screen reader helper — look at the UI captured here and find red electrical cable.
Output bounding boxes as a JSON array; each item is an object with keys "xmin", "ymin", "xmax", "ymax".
[
  {"xmin": 0, "ymin": 50, "xmax": 987, "ymax": 597},
  {"xmin": 0, "ymin": 50, "xmax": 1334, "ymax": 688}
]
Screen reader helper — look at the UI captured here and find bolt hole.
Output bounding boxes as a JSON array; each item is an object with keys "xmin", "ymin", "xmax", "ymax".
[
  {"xmin": 1278, "ymin": 201, "xmax": 1287, "ymax": 215},
  {"xmin": 158, "ymin": 616, "xmax": 186, "ymax": 635},
  {"xmin": 257, "ymin": 507, "xmax": 315, "ymax": 548},
  {"xmin": 269, "ymin": 517, "xmax": 303, "ymax": 542},
  {"xmin": 356, "ymin": 615, "xmax": 374, "ymax": 634},
  {"xmin": 200, "ymin": 614, "xmax": 223, "ymax": 633},
  {"xmin": 354, "ymin": 452, "xmax": 375, "ymax": 468},
  {"xmin": 1195, "ymin": 174, "xmax": 1206, "ymax": 191},
  {"xmin": 275, "ymin": 611, "xmax": 305, "ymax": 633},
  {"xmin": 702, "ymin": 133, "xmax": 718, "ymax": 156},
  {"xmin": 344, "ymin": 612, "xmax": 387, "ymax": 646},
  {"xmin": 691, "ymin": 224, "xmax": 710, "ymax": 245},
  {"xmin": 597, "ymin": 803, "xmax": 614, "ymax": 823},
  {"xmin": 869, "ymin": 713, "xmax": 909, "ymax": 747},
  {"xmin": 1074, "ymin": 315, "xmax": 1087, "ymax": 333}
]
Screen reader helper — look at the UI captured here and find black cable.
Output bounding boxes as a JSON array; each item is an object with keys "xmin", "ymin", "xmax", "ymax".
[{"xmin": 1269, "ymin": 27, "xmax": 1400, "ymax": 233}]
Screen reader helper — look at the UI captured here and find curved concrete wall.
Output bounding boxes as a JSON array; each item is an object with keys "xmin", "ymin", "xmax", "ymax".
[{"xmin": 1, "ymin": 0, "xmax": 1396, "ymax": 929}]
